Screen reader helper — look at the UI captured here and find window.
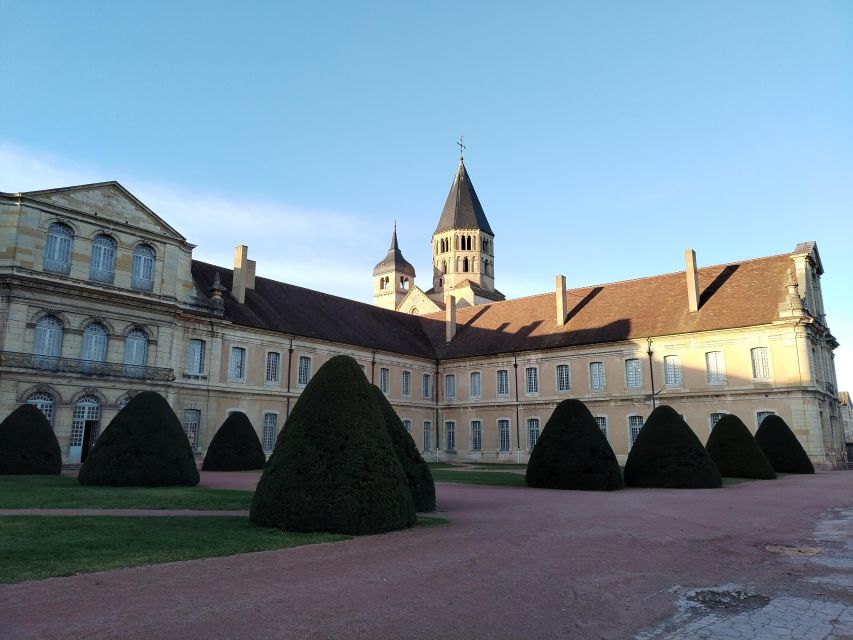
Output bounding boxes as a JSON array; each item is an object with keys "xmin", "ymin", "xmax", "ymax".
[
  {"xmin": 71, "ymin": 395, "xmax": 101, "ymax": 448},
  {"xmin": 595, "ymin": 416, "xmax": 607, "ymax": 438},
  {"xmin": 445, "ymin": 374, "xmax": 456, "ymax": 399},
  {"xmin": 751, "ymin": 347, "xmax": 770, "ymax": 380},
  {"xmin": 262, "ymin": 413, "xmax": 277, "ymax": 452},
  {"xmin": 44, "ymin": 223, "xmax": 73, "ymax": 274},
  {"xmin": 629, "ymin": 415, "xmax": 644, "ymax": 446},
  {"xmin": 625, "ymin": 358, "xmax": 642, "ymax": 389},
  {"xmin": 123, "ymin": 329, "xmax": 148, "ymax": 377},
  {"xmin": 497, "ymin": 369, "xmax": 509, "ymax": 396},
  {"xmin": 445, "ymin": 421, "xmax": 456, "ymax": 451},
  {"xmin": 664, "ymin": 355, "xmax": 682, "ymax": 386},
  {"xmin": 27, "ymin": 391, "xmax": 55, "ymax": 425},
  {"xmin": 471, "ymin": 420, "xmax": 482, "ymax": 451},
  {"xmin": 498, "ymin": 419, "xmax": 511, "ymax": 452},
  {"xmin": 401, "ymin": 371, "xmax": 411, "ymax": 398},
  {"xmin": 131, "ymin": 244, "xmax": 155, "ymax": 290},
  {"xmin": 187, "ymin": 339, "xmax": 206, "ymax": 375},
  {"xmin": 379, "ymin": 367, "xmax": 390, "ymax": 394},
  {"xmin": 705, "ymin": 351, "xmax": 726, "ymax": 383},
  {"xmin": 470, "ymin": 371, "xmax": 481, "ymax": 398},
  {"xmin": 183, "ymin": 409, "xmax": 201, "ymax": 450},
  {"xmin": 590, "ymin": 361, "xmax": 605, "ymax": 390},
  {"xmin": 265, "ymin": 352, "xmax": 281, "ymax": 383},
  {"xmin": 298, "ymin": 356, "xmax": 312, "ymax": 386},
  {"xmin": 422, "ymin": 373, "xmax": 431, "ymax": 399},
  {"xmin": 229, "ymin": 347, "xmax": 246, "ymax": 380},
  {"xmin": 423, "ymin": 421, "xmax": 432, "ymax": 451},
  {"xmin": 525, "ymin": 367, "xmax": 539, "ymax": 394},
  {"xmin": 34, "ymin": 316, "xmax": 63, "ymax": 366},
  {"xmin": 402, "ymin": 419, "xmax": 412, "ymax": 433},
  {"xmin": 527, "ymin": 418, "xmax": 540, "ymax": 450},
  {"xmin": 756, "ymin": 411, "xmax": 775, "ymax": 427},
  {"xmin": 81, "ymin": 323, "xmax": 108, "ymax": 362},
  {"xmin": 710, "ymin": 412, "xmax": 725, "ymax": 429},
  {"xmin": 556, "ymin": 364, "xmax": 570, "ymax": 392},
  {"xmin": 89, "ymin": 234, "xmax": 116, "ymax": 283}
]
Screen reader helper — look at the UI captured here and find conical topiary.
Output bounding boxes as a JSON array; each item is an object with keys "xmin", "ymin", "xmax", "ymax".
[
  {"xmin": 250, "ymin": 355, "xmax": 416, "ymax": 534},
  {"xmin": 526, "ymin": 399, "xmax": 623, "ymax": 490},
  {"xmin": 371, "ymin": 385, "xmax": 436, "ymax": 511},
  {"xmin": 78, "ymin": 391, "xmax": 199, "ymax": 486},
  {"xmin": 624, "ymin": 405, "xmax": 722, "ymax": 488},
  {"xmin": 755, "ymin": 414, "xmax": 815, "ymax": 474},
  {"xmin": 706, "ymin": 414, "xmax": 776, "ymax": 479},
  {"xmin": 202, "ymin": 411, "xmax": 266, "ymax": 471},
  {"xmin": 0, "ymin": 404, "xmax": 62, "ymax": 475}
]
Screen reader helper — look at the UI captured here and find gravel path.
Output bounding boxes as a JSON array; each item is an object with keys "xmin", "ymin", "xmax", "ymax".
[{"xmin": 2, "ymin": 472, "xmax": 852, "ymax": 639}]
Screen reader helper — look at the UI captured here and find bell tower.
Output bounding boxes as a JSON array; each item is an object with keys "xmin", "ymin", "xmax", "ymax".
[{"xmin": 373, "ymin": 224, "xmax": 416, "ymax": 310}]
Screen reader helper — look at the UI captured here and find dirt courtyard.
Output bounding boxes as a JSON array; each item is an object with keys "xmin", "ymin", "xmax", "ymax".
[{"xmin": 2, "ymin": 472, "xmax": 852, "ymax": 639}]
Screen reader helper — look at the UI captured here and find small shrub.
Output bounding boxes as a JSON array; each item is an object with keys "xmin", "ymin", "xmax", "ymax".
[
  {"xmin": 526, "ymin": 399, "xmax": 623, "ymax": 490},
  {"xmin": 202, "ymin": 412, "xmax": 266, "ymax": 471},
  {"xmin": 78, "ymin": 391, "xmax": 199, "ymax": 486},
  {"xmin": 0, "ymin": 404, "xmax": 62, "ymax": 475},
  {"xmin": 755, "ymin": 415, "xmax": 815, "ymax": 474},
  {"xmin": 250, "ymin": 355, "xmax": 415, "ymax": 534},
  {"xmin": 371, "ymin": 386, "xmax": 436, "ymax": 511},
  {"xmin": 706, "ymin": 414, "xmax": 776, "ymax": 479},
  {"xmin": 624, "ymin": 405, "xmax": 721, "ymax": 488}
]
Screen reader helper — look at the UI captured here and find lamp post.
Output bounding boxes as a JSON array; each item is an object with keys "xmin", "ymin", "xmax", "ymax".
[{"xmin": 646, "ymin": 337, "xmax": 656, "ymax": 410}]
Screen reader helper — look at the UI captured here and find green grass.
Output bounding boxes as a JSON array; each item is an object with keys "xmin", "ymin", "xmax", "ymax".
[
  {"xmin": 721, "ymin": 476, "xmax": 762, "ymax": 486},
  {"xmin": 426, "ymin": 462, "xmax": 457, "ymax": 469},
  {"xmin": 430, "ymin": 470, "xmax": 527, "ymax": 486},
  {"xmin": 473, "ymin": 462, "xmax": 528, "ymax": 469},
  {"xmin": 0, "ymin": 476, "xmax": 253, "ymax": 510},
  {"xmin": 416, "ymin": 515, "xmax": 450, "ymax": 526}
]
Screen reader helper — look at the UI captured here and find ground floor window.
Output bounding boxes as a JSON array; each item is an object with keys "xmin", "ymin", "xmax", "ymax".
[
  {"xmin": 527, "ymin": 418, "xmax": 540, "ymax": 450},
  {"xmin": 423, "ymin": 421, "xmax": 431, "ymax": 452},
  {"xmin": 445, "ymin": 421, "xmax": 456, "ymax": 452},
  {"xmin": 756, "ymin": 411, "xmax": 775, "ymax": 428},
  {"xmin": 262, "ymin": 412, "xmax": 277, "ymax": 453},
  {"xmin": 26, "ymin": 391, "xmax": 55, "ymax": 425},
  {"xmin": 629, "ymin": 415, "xmax": 644, "ymax": 447},
  {"xmin": 471, "ymin": 420, "xmax": 482, "ymax": 451},
  {"xmin": 402, "ymin": 419, "xmax": 412, "ymax": 433},
  {"xmin": 183, "ymin": 409, "xmax": 201, "ymax": 450},
  {"xmin": 595, "ymin": 416, "xmax": 607, "ymax": 439},
  {"xmin": 710, "ymin": 412, "xmax": 725, "ymax": 429},
  {"xmin": 498, "ymin": 419, "xmax": 510, "ymax": 452}
]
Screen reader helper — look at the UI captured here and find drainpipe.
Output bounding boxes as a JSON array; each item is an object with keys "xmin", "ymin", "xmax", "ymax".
[
  {"xmin": 646, "ymin": 337, "xmax": 656, "ymax": 410},
  {"xmin": 285, "ymin": 337, "xmax": 294, "ymax": 418},
  {"xmin": 434, "ymin": 359, "xmax": 440, "ymax": 462},
  {"xmin": 513, "ymin": 354, "xmax": 521, "ymax": 463},
  {"xmin": 371, "ymin": 351, "xmax": 376, "ymax": 384}
]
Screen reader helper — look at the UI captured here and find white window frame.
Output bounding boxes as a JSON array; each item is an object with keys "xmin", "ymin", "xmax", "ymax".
[
  {"xmin": 423, "ymin": 420, "xmax": 432, "ymax": 452},
  {"xmin": 27, "ymin": 391, "xmax": 56, "ymax": 426},
  {"xmin": 81, "ymin": 323, "xmax": 109, "ymax": 362},
  {"xmin": 298, "ymin": 355, "xmax": 312, "ymax": 387},
  {"xmin": 527, "ymin": 417, "xmax": 540, "ymax": 451},
  {"xmin": 628, "ymin": 415, "xmax": 644, "ymax": 447},
  {"xmin": 496, "ymin": 369, "xmax": 510, "ymax": 397},
  {"xmin": 89, "ymin": 234, "xmax": 116, "ymax": 283},
  {"xmin": 34, "ymin": 316, "xmax": 63, "ymax": 360},
  {"xmin": 44, "ymin": 222, "xmax": 73, "ymax": 274},
  {"xmin": 265, "ymin": 351, "xmax": 281, "ymax": 384},
  {"xmin": 751, "ymin": 347, "xmax": 771, "ymax": 381},
  {"xmin": 470, "ymin": 371, "xmax": 481, "ymax": 399},
  {"xmin": 131, "ymin": 244, "xmax": 156, "ymax": 291},
  {"xmin": 123, "ymin": 328, "xmax": 148, "ymax": 376},
  {"xmin": 705, "ymin": 351, "xmax": 727, "ymax": 384},
  {"xmin": 379, "ymin": 367, "xmax": 390, "ymax": 394},
  {"xmin": 556, "ymin": 363, "xmax": 570, "ymax": 393},
  {"xmin": 445, "ymin": 373, "xmax": 456, "ymax": 399},
  {"xmin": 229, "ymin": 346, "xmax": 247, "ymax": 381},
  {"xmin": 422, "ymin": 373, "xmax": 431, "ymax": 399},
  {"xmin": 445, "ymin": 420, "xmax": 456, "ymax": 451},
  {"xmin": 664, "ymin": 355, "xmax": 682, "ymax": 386},
  {"xmin": 262, "ymin": 412, "xmax": 278, "ymax": 453},
  {"xmin": 470, "ymin": 419, "xmax": 482, "ymax": 451},
  {"xmin": 594, "ymin": 416, "xmax": 607, "ymax": 438},
  {"xmin": 756, "ymin": 410, "xmax": 776, "ymax": 428},
  {"xmin": 183, "ymin": 409, "xmax": 201, "ymax": 451},
  {"xmin": 187, "ymin": 339, "xmax": 206, "ymax": 376},
  {"xmin": 710, "ymin": 412, "xmax": 726, "ymax": 430},
  {"xmin": 497, "ymin": 418, "xmax": 511, "ymax": 452},
  {"xmin": 402, "ymin": 419, "xmax": 412, "ymax": 433},
  {"xmin": 624, "ymin": 358, "xmax": 642, "ymax": 389},
  {"xmin": 401, "ymin": 371, "xmax": 411, "ymax": 398},
  {"xmin": 589, "ymin": 361, "xmax": 605, "ymax": 391},
  {"xmin": 525, "ymin": 366, "xmax": 539, "ymax": 395}
]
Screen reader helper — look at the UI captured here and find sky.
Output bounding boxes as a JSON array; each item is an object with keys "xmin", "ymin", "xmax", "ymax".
[{"xmin": 1, "ymin": 1, "xmax": 852, "ymax": 387}]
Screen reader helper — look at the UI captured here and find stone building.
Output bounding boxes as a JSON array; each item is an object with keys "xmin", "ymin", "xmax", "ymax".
[{"xmin": 0, "ymin": 161, "xmax": 845, "ymax": 468}]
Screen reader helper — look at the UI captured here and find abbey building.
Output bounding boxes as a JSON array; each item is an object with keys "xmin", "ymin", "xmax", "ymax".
[{"xmin": 0, "ymin": 160, "xmax": 846, "ymax": 468}]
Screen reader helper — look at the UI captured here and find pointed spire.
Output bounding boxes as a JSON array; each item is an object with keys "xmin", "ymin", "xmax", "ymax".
[
  {"xmin": 434, "ymin": 159, "xmax": 494, "ymax": 236},
  {"xmin": 373, "ymin": 223, "xmax": 416, "ymax": 277},
  {"xmin": 389, "ymin": 221, "xmax": 399, "ymax": 251}
]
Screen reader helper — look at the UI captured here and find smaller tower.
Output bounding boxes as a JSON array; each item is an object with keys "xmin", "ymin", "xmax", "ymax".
[{"xmin": 373, "ymin": 224, "xmax": 416, "ymax": 311}]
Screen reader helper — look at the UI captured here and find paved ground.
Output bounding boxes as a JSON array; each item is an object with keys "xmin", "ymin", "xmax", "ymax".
[{"xmin": 1, "ymin": 472, "xmax": 852, "ymax": 639}]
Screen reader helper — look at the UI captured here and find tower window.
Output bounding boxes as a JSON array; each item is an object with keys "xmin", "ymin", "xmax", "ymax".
[{"xmin": 462, "ymin": 257, "xmax": 469, "ymax": 272}]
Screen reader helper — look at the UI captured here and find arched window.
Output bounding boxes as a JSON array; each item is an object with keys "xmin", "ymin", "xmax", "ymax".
[
  {"xmin": 123, "ymin": 329, "xmax": 148, "ymax": 377},
  {"xmin": 462, "ymin": 257, "xmax": 469, "ymax": 272},
  {"xmin": 409, "ymin": 306, "xmax": 419, "ymax": 315},
  {"xmin": 441, "ymin": 260, "xmax": 447, "ymax": 274},
  {"xmin": 34, "ymin": 316, "xmax": 63, "ymax": 367},
  {"xmin": 71, "ymin": 395, "xmax": 101, "ymax": 463},
  {"xmin": 131, "ymin": 244, "xmax": 155, "ymax": 290},
  {"xmin": 89, "ymin": 234, "xmax": 116, "ymax": 283},
  {"xmin": 27, "ymin": 391, "xmax": 55, "ymax": 425},
  {"xmin": 81, "ymin": 323, "xmax": 108, "ymax": 362},
  {"xmin": 44, "ymin": 223, "xmax": 74, "ymax": 274}
]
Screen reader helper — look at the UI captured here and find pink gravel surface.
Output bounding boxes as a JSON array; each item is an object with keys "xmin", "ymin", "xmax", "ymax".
[{"xmin": 1, "ymin": 472, "xmax": 851, "ymax": 639}]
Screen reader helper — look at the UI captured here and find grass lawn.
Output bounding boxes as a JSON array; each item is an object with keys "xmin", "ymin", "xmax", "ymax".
[
  {"xmin": 0, "ymin": 476, "xmax": 253, "ymax": 510},
  {"xmin": 426, "ymin": 462, "xmax": 457, "ymax": 469},
  {"xmin": 430, "ymin": 470, "xmax": 526, "ymax": 486},
  {"xmin": 473, "ymin": 462, "xmax": 528, "ymax": 469}
]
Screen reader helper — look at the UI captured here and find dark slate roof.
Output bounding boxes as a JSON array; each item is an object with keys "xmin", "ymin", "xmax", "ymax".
[
  {"xmin": 191, "ymin": 261, "xmax": 436, "ymax": 358},
  {"xmin": 373, "ymin": 227, "xmax": 416, "ymax": 277},
  {"xmin": 433, "ymin": 159, "xmax": 494, "ymax": 236}
]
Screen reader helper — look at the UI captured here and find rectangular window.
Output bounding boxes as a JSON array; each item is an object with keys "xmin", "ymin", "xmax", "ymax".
[
  {"xmin": 527, "ymin": 418, "xmax": 540, "ymax": 450},
  {"xmin": 298, "ymin": 355, "xmax": 311, "ymax": 386},
  {"xmin": 751, "ymin": 347, "xmax": 770, "ymax": 380},
  {"xmin": 423, "ymin": 421, "xmax": 432, "ymax": 451},
  {"xmin": 498, "ymin": 419, "xmax": 511, "ymax": 452},
  {"xmin": 265, "ymin": 352, "xmax": 280, "ymax": 383},
  {"xmin": 445, "ymin": 421, "xmax": 456, "ymax": 451},
  {"xmin": 470, "ymin": 371, "xmax": 481, "ymax": 398},
  {"xmin": 629, "ymin": 415, "xmax": 644, "ymax": 446},
  {"xmin": 401, "ymin": 371, "xmax": 411, "ymax": 398},
  {"xmin": 497, "ymin": 369, "xmax": 509, "ymax": 396},
  {"xmin": 187, "ymin": 340, "xmax": 206, "ymax": 375},
  {"xmin": 590, "ymin": 361, "xmax": 605, "ymax": 390},
  {"xmin": 706, "ymin": 351, "xmax": 726, "ymax": 383},
  {"xmin": 402, "ymin": 419, "xmax": 412, "ymax": 433},
  {"xmin": 525, "ymin": 367, "xmax": 539, "ymax": 394},
  {"xmin": 664, "ymin": 355, "xmax": 681, "ymax": 386},
  {"xmin": 756, "ymin": 411, "xmax": 775, "ymax": 427},
  {"xmin": 625, "ymin": 358, "xmax": 642, "ymax": 388},
  {"xmin": 262, "ymin": 413, "xmax": 277, "ymax": 452},
  {"xmin": 556, "ymin": 364, "xmax": 570, "ymax": 392},
  {"xmin": 183, "ymin": 409, "xmax": 201, "ymax": 450},
  {"xmin": 595, "ymin": 416, "xmax": 607, "ymax": 438},
  {"xmin": 422, "ymin": 373, "xmax": 431, "ymax": 399},
  {"xmin": 445, "ymin": 374, "xmax": 456, "ymax": 399},
  {"xmin": 471, "ymin": 420, "xmax": 482, "ymax": 451},
  {"xmin": 710, "ymin": 412, "xmax": 725, "ymax": 429},
  {"xmin": 229, "ymin": 347, "xmax": 246, "ymax": 380},
  {"xmin": 377, "ymin": 367, "xmax": 389, "ymax": 394}
]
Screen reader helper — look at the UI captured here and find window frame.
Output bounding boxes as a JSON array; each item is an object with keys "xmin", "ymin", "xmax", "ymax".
[
  {"xmin": 183, "ymin": 408, "xmax": 201, "ymax": 451},
  {"xmin": 422, "ymin": 373, "xmax": 431, "ymax": 399},
  {"xmin": 187, "ymin": 339, "xmax": 206, "ymax": 376},
  {"xmin": 527, "ymin": 417, "xmax": 540, "ymax": 451},
  {"xmin": 229, "ymin": 346, "xmax": 247, "ymax": 381},
  {"xmin": 556, "ymin": 363, "xmax": 570, "ymax": 393},
  {"xmin": 589, "ymin": 361, "xmax": 605, "ymax": 391},
  {"xmin": 131, "ymin": 244, "xmax": 156, "ymax": 291},
  {"xmin": 663, "ymin": 354, "xmax": 682, "ymax": 386},
  {"xmin": 265, "ymin": 351, "xmax": 281, "ymax": 384},
  {"xmin": 297, "ymin": 355, "xmax": 312, "ymax": 387},
  {"xmin": 445, "ymin": 420, "xmax": 456, "ymax": 452},
  {"xmin": 525, "ymin": 366, "xmax": 539, "ymax": 395},
  {"xmin": 469, "ymin": 371, "xmax": 482, "ymax": 399},
  {"xmin": 43, "ymin": 222, "xmax": 74, "ymax": 274},
  {"xmin": 705, "ymin": 350, "xmax": 727, "ymax": 384},
  {"xmin": 89, "ymin": 234, "xmax": 117, "ymax": 284},
  {"xmin": 750, "ymin": 347, "xmax": 771, "ymax": 381},
  {"xmin": 379, "ymin": 367, "xmax": 390, "ymax": 394},
  {"xmin": 624, "ymin": 357, "xmax": 642, "ymax": 389},
  {"xmin": 497, "ymin": 418, "xmax": 511, "ymax": 452},
  {"xmin": 423, "ymin": 420, "xmax": 432, "ymax": 452},
  {"xmin": 628, "ymin": 415, "xmax": 644, "ymax": 447},
  {"xmin": 401, "ymin": 370, "xmax": 411, "ymax": 398},
  {"xmin": 496, "ymin": 369, "xmax": 510, "ymax": 397},
  {"xmin": 594, "ymin": 416, "xmax": 607, "ymax": 439},
  {"xmin": 445, "ymin": 373, "xmax": 456, "ymax": 399},
  {"xmin": 262, "ymin": 412, "xmax": 278, "ymax": 453},
  {"xmin": 470, "ymin": 419, "xmax": 482, "ymax": 451}
]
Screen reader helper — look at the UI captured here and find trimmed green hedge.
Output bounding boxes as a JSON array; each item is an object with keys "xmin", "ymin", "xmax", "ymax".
[
  {"xmin": 371, "ymin": 386, "xmax": 436, "ymax": 511},
  {"xmin": 755, "ymin": 414, "xmax": 815, "ymax": 474},
  {"xmin": 78, "ymin": 391, "xmax": 199, "ymax": 487},
  {"xmin": 202, "ymin": 411, "xmax": 266, "ymax": 471},
  {"xmin": 624, "ymin": 405, "xmax": 721, "ymax": 488},
  {"xmin": 250, "ymin": 355, "xmax": 416, "ymax": 534},
  {"xmin": 706, "ymin": 414, "xmax": 776, "ymax": 479},
  {"xmin": 0, "ymin": 404, "xmax": 62, "ymax": 475},
  {"xmin": 526, "ymin": 399, "xmax": 623, "ymax": 490}
]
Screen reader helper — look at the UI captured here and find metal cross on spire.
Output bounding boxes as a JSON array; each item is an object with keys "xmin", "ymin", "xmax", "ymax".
[{"xmin": 457, "ymin": 135, "xmax": 466, "ymax": 160}]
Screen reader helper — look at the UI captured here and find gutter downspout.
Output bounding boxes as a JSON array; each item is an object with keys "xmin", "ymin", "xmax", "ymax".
[
  {"xmin": 434, "ymin": 359, "xmax": 440, "ymax": 462},
  {"xmin": 646, "ymin": 337, "xmax": 656, "ymax": 410},
  {"xmin": 513, "ymin": 354, "xmax": 521, "ymax": 463},
  {"xmin": 285, "ymin": 337, "xmax": 294, "ymax": 418}
]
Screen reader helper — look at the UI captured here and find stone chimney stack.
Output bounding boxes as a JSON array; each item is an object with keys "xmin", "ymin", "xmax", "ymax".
[
  {"xmin": 555, "ymin": 275, "xmax": 567, "ymax": 326},
  {"xmin": 685, "ymin": 249, "xmax": 700, "ymax": 313},
  {"xmin": 446, "ymin": 295, "xmax": 457, "ymax": 343},
  {"xmin": 233, "ymin": 245, "xmax": 257, "ymax": 305}
]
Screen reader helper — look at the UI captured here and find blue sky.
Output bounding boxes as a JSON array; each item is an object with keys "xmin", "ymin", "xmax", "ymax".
[{"xmin": 2, "ymin": 1, "xmax": 852, "ymax": 387}]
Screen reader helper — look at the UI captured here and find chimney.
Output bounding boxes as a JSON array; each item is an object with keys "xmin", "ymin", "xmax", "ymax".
[
  {"xmin": 233, "ymin": 245, "xmax": 257, "ymax": 304},
  {"xmin": 446, "ymin": 295, "xmax": 457, "ymax": 343},
  {"xmin": 555, "ymin": 275, "xmax": 567, "ymax": 326},
  {"xmin": 685, "ymin": 249, "xmax": 700, "ymax": 313}
]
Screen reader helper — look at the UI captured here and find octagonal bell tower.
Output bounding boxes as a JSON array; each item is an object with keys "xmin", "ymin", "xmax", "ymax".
[{"xmin": 373, "ymin": 224, "xmax": 416, "ymax": 310}]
